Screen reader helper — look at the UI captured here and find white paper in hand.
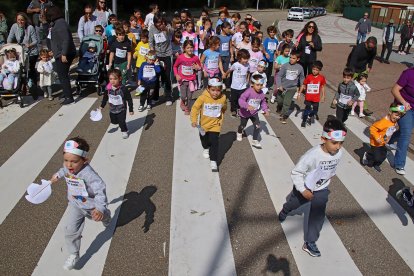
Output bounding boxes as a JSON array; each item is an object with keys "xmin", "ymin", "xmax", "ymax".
[
  {"xmin": 25, "ymin": 179, "xmax": 52, "ymax": 204},
  {"xmin": 90, "ymin": 109, "xmax": 102, "ymax": 122},
  {"xmin": 262, "ymin": 87, "xmax": 269, "ymax": 94}
]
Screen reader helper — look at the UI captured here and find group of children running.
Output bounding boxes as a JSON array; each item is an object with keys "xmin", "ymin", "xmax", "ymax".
[{"xmin": 42, "ymin": 5, "xmax": 411, "ymax": 271}]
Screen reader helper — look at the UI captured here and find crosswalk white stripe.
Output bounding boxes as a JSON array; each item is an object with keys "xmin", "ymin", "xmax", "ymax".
[
  {"xmin": 32, "ymin": 99, "xmax": 147, "ymax": 275},
  {"xmin": 32, "ymin": 100, "xmax": 147, "ymax": 275},
  {"xmin": 243, "ymin": 114, "xmax": 361, "ymax": 275},
  {"xmin": 0, "ymin": 98, "xmax": 38, "ymax": 132},
  {"xmin": 290, "ymin": 114, "xmax": 414, "ymax": 271},
  {"xmin": 345, "ymin": 116, "xmax": 414, "ymax": 185},
  {"xmin": 0, "ymin": 98, "xmax": 96, "ymax": 224},
  {"xmin": 168, "ymin": 105, "xmax": 236, "ymax": 276}
]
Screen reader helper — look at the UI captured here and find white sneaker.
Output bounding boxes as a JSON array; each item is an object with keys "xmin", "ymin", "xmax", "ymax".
[
  {"xmin": 122, "ymin": 132, "xmax": 129, "ymax": 139},
  {"xmin": 386, "ymin": 143, "xmax": 397, "ymax": 151},
  {"xmin": 362, "ymin": 152, "xmax": 368, "ymax": 165},
  {"xmin": 147, "ymin": 105, "xmax": 151, "ymax": 110},
  {"xmin": 350, "ymin": 110, "xmax": 355, "ymax": 116},
  {"xmin": 401, "ymin": 51, "xmax": 406, "ymax": 55},
  {"xmin": 270, "ymin": 95, "xmax": 276, "ymax": 104},
  {"xmin": 63, "ymin": 254, "xmax": 79, "ymax": 270},
  {"xmin": 395, "ymin": 168, "xmax": 406, "ymax": 175},
  {"xmin": 252, "ymin": 140, "xmax": 262, "ymax": 149},
  {"xmin": 138, "ymin": 105, "xmax": 144, "ymax": 112},
  {"xmin": 236, "ymin": 132, "xmax": 243, "ymax": 141},
  {"xmin": 210, "ymin": 161, "xmax": 218, "ymax": 172},
  {"xmin": 166, "ymin": 101, "xmax": 173, "ymax": 106},
  {"xmin": 202, "ymin": 149, "xmax": 210, "ymax": 159},
  {"xmin": 359, "ymin": 113, "xmax": 365, "ymax": 118},
  {"xmin": 43, "ymin": 92, "xmax": 48, "ymax": 98}
]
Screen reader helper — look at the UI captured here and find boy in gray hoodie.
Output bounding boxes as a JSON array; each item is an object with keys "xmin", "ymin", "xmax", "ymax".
[
  {"xmin": 276, "ymin": 50, "xmax": 305, "ymax": 124},
  {"xmin": 333, "ymin": 68, "xmax": 360, "ymax": 123}
]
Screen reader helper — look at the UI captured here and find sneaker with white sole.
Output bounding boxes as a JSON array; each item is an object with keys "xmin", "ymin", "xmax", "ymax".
[
  {"xmin": 138, "ymin": 105, "xmax": 144, "ymax": 112},
  {"xmin": 270, "ymin": 95, "xmax": 276, "ymax": 104},
  {"xmin": 395, "ymin": 168, "xmax": 406, "ymax": 175},
  {"xmin": 63, "ymin": 254, "xmax": 79, "ymax": 270},
  {"xmin": 350, "ymin": 110, "xmax": 355, "ymax": 116},
  {"xmin": 122, "ymin": 132, "xmax": 129, "ymax": 139},
  {"xmin": 386, "ymin": 143, "xmax": 397, "ymax": 151},
  {"xmin": 166, "ymin": 101, "xmax": 173, "ymax": 106},
  {"xmin": 236, "ymin": 132, "xmax": 243, "ymax": 141},
  {"xmin": 202, "ymin": 149, "xmax": 210, "ymax": 159},
  {"xmin": 397, "ymin": 188, "xmax": 414, "ymax": 207},
  {"xmin": 359, "ymin": 113, "xmax": 365, "ymax": 118},
  {"xmin": 147, "ymin": 105, "xmax": 151, "ymax": 110},
  {"xmin": 210, "ymin": 161, "xmax": 218, "ymax": 172},
  {"xmin": 362, "ymin": 152, "xmax": 368, "ymax": 165},
  {"xmin": 302, "ymin": 242, "xmax": 321, "ymax": 257},
  {"xmin": 252, "ymin": 140, "xmax": 262, "ymax": 149}
]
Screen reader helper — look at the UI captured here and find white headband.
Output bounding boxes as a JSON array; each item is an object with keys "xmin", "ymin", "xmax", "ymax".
[
  {"xmin": 208, "ymin": 78, "xmax": 223, "ymax": 87},
  {"xmin": 251, "ymin": 77, "xmax": 265, "ymax": 85},
  {"xmin": 258, "ymin": 60, "xmax": 267, "ymax": 68},
  {"xmin": 322, "ymin": 130, "xmax": 347, "ymax": 142},
  {"xmin": 64, "ymin": 140, "xmax": 87, "ymax": 157}
]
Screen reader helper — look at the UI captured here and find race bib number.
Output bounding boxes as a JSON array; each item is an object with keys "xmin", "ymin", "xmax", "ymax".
[
  {"xmin": 154, "ymin": 32, "xmax": 167, "ymax": 44},
  {"xmin": 139, "ymin": 46, "xmax": 149, "ymax": 56},
  {"xmin": 385, "ymin": 126, "xmax": 397, "ymax": 138},
  {"xmin": 203, "ymin": 103, "xmax": 222, "ymax": 118},
  {"xmin": 305, "ymin": 160, "xmax": 338, "ymax": 191},
  {"xmin": 221, "ymin": 42, "xmax": 229, "ymax": 52},
  {"xmin": 286, "ymin": 70, "xmax": 298, "ymax": 81},
  {"xmin": 250, "ymin": 58, "xmax": 258, "ymax": 65},
  {"xmin": 234, "ymin": 70, "xmax": 246, "ymax": 79},
  {"xmin": 181, "ymin": 65, "xmax": 193, "ymax": 76},
  {"xmin": 339, "ymin": 94, "xmax": 352, "ymax": 105},
  {"xmin": 207, "ymin": 59, "xmax": 218, "ymax": 70},
  {"xmin": 143, "ymin": 66, "xmax": 156, "ymax": 78},
  {"xmin": 65, "ymin": 176, "xmax": 88, "ymax": 197},
  {"xmin": 305, "ymin": 46, "xmax": 311, "ymax": 54},
  {"xmin": 307, "ymin": 83, "xmax": 320, "ymax": 94},
  {"xmin": 109, "ymin": 94, "xmax": 123, "ymax": 105},
  {"xmin": 134, "ymin": 33, "xmax": 140, "ymax": 40},
  {"xmin": 115, "ymin": 48, "xmax": 127, "ymax": 58},
  {"xmin": 267, "ymin": 42, "xmax": 277, "ymax": 51},
  {"xmin": 248, "ymin": 99, "xmax": 261, "ymax": 110}
]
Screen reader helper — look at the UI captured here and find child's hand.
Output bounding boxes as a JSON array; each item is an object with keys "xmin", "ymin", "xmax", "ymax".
[
  {"xmin": 91, "ymin": 209, "xmax": 104, "ymax": 221},
  {"xmin": 264, "ymin": 111, "xmax": 270, "ymax": 116},
  {"xmin": 193, "ymin": 63, "xmax": 201, "ymax": 71},
  {"xmin": 302, "ymin": 189, "xmax": 314, "ymax": 200},
  {"xmin": 191, "ymin": 122, "xmax": 197, "ymax": 128},
  {"xmin": 50, "ymin": 173, "xmax": 59, "ymax": 184},
  {"xmin": 129, "ymin": 112, "xmax": 134, "ymax": 115},
  {"xmin": 133, "ymin": 52, "xmax": 137, "ymax": 58},
  {"xmin": 278, "ymin": 86, "xmax": 283, "ymax": 91},
  {"xmin": 176, "ymin": 75, "xmax": 181, "ymax": 81},
  {"xmin": 384, "ymin": 137, "xmax": 390, "ymax": 143},
  {"xmin": 347, "ymin": 100, "xmax": 354, "ymax": 106},
  {"xmin": 265, "ymin": 53, "xmax": 270, "ymax": 59},
  {"xmin": 332, "ymin": 99, "xmax": 338, "ymax": 105},
  {"xmin": 247, "ymin": 105, "xmax": 255, "ymax": 111},
  {"xmin": 376, "ymin": 137, "xmax": 383, "ymax": 144}
]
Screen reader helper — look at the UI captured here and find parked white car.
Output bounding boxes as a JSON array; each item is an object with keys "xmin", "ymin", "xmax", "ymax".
[{"xmin": 287, "ymin": 7, "xmax": 304, "ymax": 22}]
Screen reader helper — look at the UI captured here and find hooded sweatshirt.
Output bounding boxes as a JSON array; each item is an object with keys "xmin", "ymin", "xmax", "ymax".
[
  {"xmin": 238, "ymin": 87, "xmax": 269, "ymax": 118},
  {"xmin": 190, "ymin": 90, "xmax": 227, "ymax": 132},
  {"xmin": 334, "ymin": 81, "xmax": 360, "ymax": 109}
]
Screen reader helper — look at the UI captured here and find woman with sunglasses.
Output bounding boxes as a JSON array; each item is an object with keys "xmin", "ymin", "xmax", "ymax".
[
  {"xmin": 296, "ymin": 21, "xmax": 322, "ymax": 76},
  {"xmin": 93, "ymin": 0, "xmax": 112, "ymax": 28},
  {"xmin": 78, "ymin": 4, "xmax": 97, "ymax": 41}
]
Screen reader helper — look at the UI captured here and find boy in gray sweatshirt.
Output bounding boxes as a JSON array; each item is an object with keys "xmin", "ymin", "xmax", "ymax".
[
  {"xmin": 50, "ymin": 137, "xmax": 111, "ymax": 271},
  {"xmin": 333, "ymin": 68, "xmax": 360, "ymax": 123},
  {"xmin": 276, "ymin": 50, "xmax": 305, "ymax": 124}
]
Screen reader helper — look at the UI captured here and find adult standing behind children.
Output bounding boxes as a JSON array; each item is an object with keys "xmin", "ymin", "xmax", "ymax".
[
  {"xmin": 93, "ymin": 0, "xmax": 112, "ymax": 28},
  {"xmin": 379, "ymin": 19, "xmax": 396, "ymax": 64},
  {"xmin": 77, "ymin": 4, "xmax": 98, "ymax": 41},
  {"xmin": 296, "ymin": 21, "xmax": 322, "ymax": 77},
  {"xmin": 398, "ymin": 20, "xmax": 413, "ymax": 55},
  {"xmin": 355, "ymin": 12, "xmax": 371, "ymax": 44},
  {"xmin": 144, "ymin": 3, "xmax": 159, "ymax": 30},
  {"xmin": 45, "ymin": 5, "xmax": 76, "ymax": 105},
  {"xmin": 389, "ymin": 67, "xmax": 414, "ymax": 175}
]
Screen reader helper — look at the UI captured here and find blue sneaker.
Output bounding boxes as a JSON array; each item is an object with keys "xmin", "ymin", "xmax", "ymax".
[{"xmin": 302, "ymin": 242, "xmax": 321, "ymax": 257}]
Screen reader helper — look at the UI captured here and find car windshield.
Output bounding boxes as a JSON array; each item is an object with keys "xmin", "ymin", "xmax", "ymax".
[
  {"xmin": 290, "ymin": 8, "xmax": 303, "ymax": 12},
  {"xmin": 303, "ymin": 9, "xmax": 309, "ymax": 12}
]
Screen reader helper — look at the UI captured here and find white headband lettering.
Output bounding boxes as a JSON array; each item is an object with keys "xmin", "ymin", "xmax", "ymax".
[{"xmin": 64, "ymin": 140, "xmax": 87, "ymax": 157}]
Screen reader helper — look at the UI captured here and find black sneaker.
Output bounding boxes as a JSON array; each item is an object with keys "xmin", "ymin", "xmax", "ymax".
[
  {"xmin": 61, "ymin": 98, "xmax": 75, "ymax": 105},
  {"xmin": 397, "ymin": 188, "xmax": 413, "ymax": 207},
  {"xmin": 278, "ymin": 210, "xmax": 288, "ymax": 222},
  {"xmin": 373, "ymin": 165, "xmax": 382, "ymax": 172},
  {"xmin": 363, "ymin": 109, "xmax": 373, "ymax": 116},
  {"xmin": 301, "ymin": 121, "xmax": 306, "ymax": 128},
  {"xmin": 307, "ymin": 117, "xmax": 312, "ymax": 126},
  {"xmin": 231, "ymin": 111, "xmax": 237, "ymax": 118},
  {"xmin": 315, "ymin": 114, "xmax": 319, "ymax": 121},
  {"xmin": 302, "ymin": 242, "xmax": 321, "ymax": 257}
]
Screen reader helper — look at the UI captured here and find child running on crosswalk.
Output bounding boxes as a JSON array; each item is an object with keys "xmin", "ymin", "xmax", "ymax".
[
  {"xmin": 100, "ymin": 69, "xmax": 134, "ymax": 139},
  {"xmin": 49, "ymin": 137, "xmax": 111, "ymax": 270},
  {"xmin": 278, "ymin": 117, "xmax": 347, "ymax": 257},
  {"xmin": 190, "ymin": 78, "xmax": 227, "ymax": 172},
  {"xmin": 237, "ymin": 74, "xmax": 269, "ymax": 148}
]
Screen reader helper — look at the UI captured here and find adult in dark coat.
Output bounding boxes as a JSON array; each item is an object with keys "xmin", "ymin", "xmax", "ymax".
[
  {"xmin": 398, "ymin": 20, "xmax": 413, "ymax": 55},
  {"xmin": 296, "ymin": 21, "xmax": 322, "ymax": 77},
  {"xmin": 45, "ymin": 5, "xmax": 76, "ymax": 105}
]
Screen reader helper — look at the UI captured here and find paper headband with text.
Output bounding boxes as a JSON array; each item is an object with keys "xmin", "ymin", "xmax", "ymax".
[
  {"xmin": 390, "ymin": 105, "xmax": 405, "ymax": 113},
  {"xmin": 251, "ymin": 77, "xmax": 265, "ymax": 85},
  {"xmin": 322, "ymin": 130, "xmax": 347, "ymax": 142},
  {"xmin": 64, "ymin": 140, "xmax": 87, "ymax": 157},
  {"xmin": 257, "ymin": 60, "xmax": 268, "ymax": 68},
  {"xmin": 208, "ymin": 78, "xmax": 223, "ymax": 87},
  {"xmin": 146, "ymin": 54, "xmax": 156, "ymax": 60}
]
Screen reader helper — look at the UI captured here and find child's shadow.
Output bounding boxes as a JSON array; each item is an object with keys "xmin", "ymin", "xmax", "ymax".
[
  {"xmin": 218, "ymin": 131, "xmax": 236, "ymax": 166},
  {"xmin": 75, "ymin": 185, "xmax": 157, "ymax": 269},
  {"xmin": 127, "ymin": 115, "xmax": 148, "ymax": 135}
]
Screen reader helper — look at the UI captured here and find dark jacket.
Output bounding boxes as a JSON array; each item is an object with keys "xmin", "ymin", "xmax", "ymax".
[
  {"xmin": 50, "ymin": 18, "xmax": 76, "ymax": 59},
  {"xmin": 347, "ymin": 43, "xmax": 376, "ymax": 73},
  {"xmin": 401, "ymin": 24, "xmax": 414, "ymax": 40},
  {"xmin": 296, "ymin": 34, "xmax": 322, "ymax": 63},
  {"xmin": 355, "ymin": 18, "xmax": 371, "ymax": 34},
  {"xmin": 335, "ymin": 81, "xmax": 360, "ymax": 109}
]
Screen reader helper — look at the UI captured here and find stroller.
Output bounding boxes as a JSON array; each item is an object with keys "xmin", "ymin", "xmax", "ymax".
[
  {"xmin": 0, "ymin": 43, "xmax": 29, "ymax": 108},
  {"xmin": 76, "ymin": 35, "xmax": 106, "ymax": 96}
]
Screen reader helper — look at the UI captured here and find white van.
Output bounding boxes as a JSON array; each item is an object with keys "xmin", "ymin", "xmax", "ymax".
[{"xmin": 287, "ymin": 7, "xmax": 304, "ymax": 22}]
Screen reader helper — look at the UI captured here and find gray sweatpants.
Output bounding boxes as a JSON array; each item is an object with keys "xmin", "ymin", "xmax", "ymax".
[
  {"xmin": 65, "ymin": 203, "xmax": 111, "ymax": 255},
  {"xmin": 276, "ymin": 87, "xmax": 297, "ymax": 117},
  {"xmin": 282, "ymin": 187, "xmax": 329, "ymax": 243}
]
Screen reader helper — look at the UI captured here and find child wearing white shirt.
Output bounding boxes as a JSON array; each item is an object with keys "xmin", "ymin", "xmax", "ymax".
[
  {"xmin": 37, "ymin": 49, "xmax": 53, "ymax": 100},
  {"xmin": 0, "ymin": 48, "xmax": 20, "ymax": 90}
]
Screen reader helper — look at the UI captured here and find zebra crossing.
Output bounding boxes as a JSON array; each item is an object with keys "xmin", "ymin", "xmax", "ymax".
[{"xmin": 0, "ymin": 91, "xmax": 413, "ymax": 276}]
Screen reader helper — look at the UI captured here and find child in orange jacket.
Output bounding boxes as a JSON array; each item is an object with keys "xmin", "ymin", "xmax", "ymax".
[{"xmin": 362, "ymin": 103, "xmax": 405, "ymax": 171}]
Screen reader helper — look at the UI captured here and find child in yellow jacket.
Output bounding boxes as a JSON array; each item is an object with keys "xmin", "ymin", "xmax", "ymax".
[
  {"xmin": 362, "ymin": 103, "xmax": 405, "ymax": 171},
  {"xmin": 191, "ymin": 78, "xmax": 227, "ymax": 172}
]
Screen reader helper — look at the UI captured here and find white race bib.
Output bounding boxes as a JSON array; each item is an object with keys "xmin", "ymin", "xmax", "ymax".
[
  {"xmin": 207, "ymin": 59, "xmax": 218, "ymax": 70},
  {"xmin": 305, "ymin": 162, "xmax": 337, "ymax": 191},
  {"xmin": 115, "ymin": 48, "xmax": 127, "ymax": 58},
  {"xmin": 65, "ymin": 176, "xmax": 88, "ymax": 197},
  {"xmin": 234, "ymin": 69, "xmax": 246, "ymax": 79},
  {"xmin": 134, "ymin": 33, "xmax": 140, "ymax": 40},
  {"xmin": 154, "ymin": 32, "xmax": 167, "ymax": 44},
  {"xmin": 109, "ymin": 94, "xmax": 123, "ymax": 105},
  {"xmin": 221, "ymin": 42, "xmax": 229, "ymax": 51},
  {"xmin": 250, "ymin": 58, "xmax": 258, "ymax": 65},
  {"xmin": 111, "ymin": 29, "xmax": 116, "ymax": 36},
  {"xmin": 385, "ymin": 126, "xmax": 397, "ymax": 138},
  {"xmin": 203, "ymin": 103, "xmax": 222, "ymax": 118},
  {"xmin": 339, "ymin": 94, "xmax": 352, "ymax": 105},
  {"xmin": 47, "ymin": 29, "xmax": 51, "ymax": 39},
  {"xmin": 307, "ymin": 83, "xmax": 320, "ymax": 94},
  {"xmin": 181, "ymin": 65, "xmax": 193, "ymax": 76},
  {"xmin": 143, "ymin": 66, "xmax": 156, "ymax": 78},
  {"xmin": 139, "ymin": 46, "xmax": 149, "ymax": 56},
  {"xmin": 248, "ymin": 99, "xmax": 261, "ymax": 110},
  {"xmin": 267, "ymin": 42, "xmax": 277, "ymax": 51},
  {"xmin": 286, "ymin": 70, "xmax": 298, "ymax": 81},
  {"xmin": 305, "ymin": 46, "xmax": 311, "ymax": 54},
  {"xmin": 43, "ymin": 62, "xmax": 53, "ymax": 73}
]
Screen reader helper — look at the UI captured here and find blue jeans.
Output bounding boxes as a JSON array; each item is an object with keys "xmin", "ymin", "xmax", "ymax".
[
  {"xmin": 356, "ymin": 32, "xmax": 367, "ymax": 44},
  {"xmin": 390, "ymin": 109, "xmax": 414, "ymax": 169}
]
